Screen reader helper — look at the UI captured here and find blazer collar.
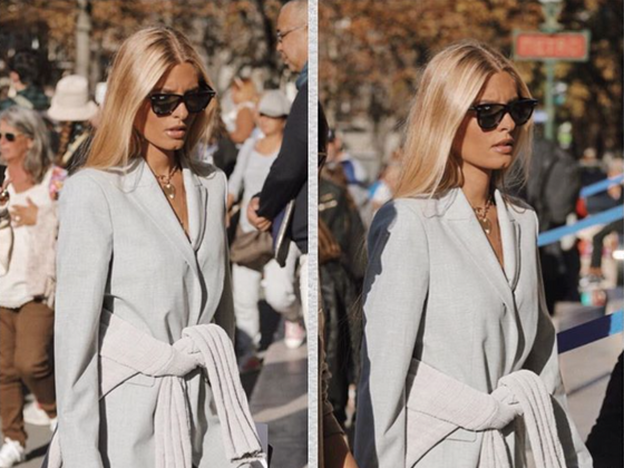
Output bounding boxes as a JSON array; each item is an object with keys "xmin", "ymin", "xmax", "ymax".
[
  {"xmin": 121, "ymin": 158, "xmax": 208, "ymax": 276},
  {"xmin": 437, "ymin": 188, "xmax": 521, "ymax": 309}
]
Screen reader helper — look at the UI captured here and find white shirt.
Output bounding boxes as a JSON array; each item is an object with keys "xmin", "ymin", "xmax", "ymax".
[
  {"xmin": 228, "ymin": 135, "xmax": 279, "ymax": 233},
  {"xmin": 0, "ymin": 168, "xmax": 54, "ymax": 308}
]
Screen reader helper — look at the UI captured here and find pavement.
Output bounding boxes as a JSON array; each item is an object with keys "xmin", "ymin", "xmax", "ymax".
[{"xmin": 250, "ymin": 340, "xmax": 308, "ymax": 468}]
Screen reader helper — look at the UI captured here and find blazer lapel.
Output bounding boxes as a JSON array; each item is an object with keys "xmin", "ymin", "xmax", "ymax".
[
  {"xmin": 495, "ymin": 190, "xmax": 521, "ymax": 290},
  {"xmin": 443, "ymin": 188, "xmax": 516, "ymax": 312},
  {"xmin": 183, "ymin": 167, "xmax": 208, "ymax": 252},
  {"xmin": 128, "ymin": 158, "xmax": 200, "ymax": 279}
]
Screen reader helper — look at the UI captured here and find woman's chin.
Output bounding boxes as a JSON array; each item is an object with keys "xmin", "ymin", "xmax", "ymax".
[{"xmin": 151, "ymin": 139, "xmax": 186, "ymax": 154}]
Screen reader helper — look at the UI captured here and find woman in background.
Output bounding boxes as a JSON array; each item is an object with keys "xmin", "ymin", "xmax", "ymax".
[
  {"xmin": 227, "ymin": 89, "xmax": 303, "ymax": 369},
  {"xmin": 224, "ymin": 77, "xmax": 258, "ymax": 146},
  {"xmin": 0, "ymin": 106, "xmax": 64, "ymax": 468},
  {"xmin": 47, "ymin": 74, "xmax": 98, "ymax": 175}
]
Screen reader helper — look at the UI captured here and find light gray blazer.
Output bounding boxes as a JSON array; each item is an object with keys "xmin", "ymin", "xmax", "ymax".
[
  {"xmin": 354, "ymin": 188, "xmax": 592, "ymax": 468},
  {"xmin": 54, "ymin": 158, "xmax": 235, "ymax": 468}
]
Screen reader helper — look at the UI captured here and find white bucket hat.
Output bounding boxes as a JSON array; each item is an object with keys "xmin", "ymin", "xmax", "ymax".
[
  {"xmin": 48, "ymin": 74, "xmax": 98, "ymax": 122},
  {"xmin": 258, "ymin": 90, "xmax": 291, "ymax": 118}
]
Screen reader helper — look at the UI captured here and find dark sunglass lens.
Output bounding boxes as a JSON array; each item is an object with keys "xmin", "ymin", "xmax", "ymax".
[
  {"xmin": 151, "ymin": 94, "xmax": 181, "ymax": 115},
  {"xmin": 0, "ymin": 133, "xmax": 16, "ymax": 142},
  {"xmin": 184, "ymin": 92, "xmax": 213, "ymax": 113},
  {"xmin": 510, "ymin": 101, "xmax": 535, "ymax": 126},
  {"xmin": 477, "ymin": 105, "xmax": 505, "ymax": 130}
]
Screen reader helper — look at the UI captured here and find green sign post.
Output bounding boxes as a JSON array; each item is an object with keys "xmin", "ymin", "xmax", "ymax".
[{"xmin": 513, "ymin": 0, "xmax": 591, "ymax": 141}]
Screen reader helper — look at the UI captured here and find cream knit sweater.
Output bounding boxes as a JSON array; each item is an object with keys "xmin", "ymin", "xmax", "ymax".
[{"xmin": 47, "ymin": 310, "xmax": 266, "ymax": 468}]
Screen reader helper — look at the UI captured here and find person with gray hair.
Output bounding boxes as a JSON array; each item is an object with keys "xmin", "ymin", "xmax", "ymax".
[{"xmin": 0, "ymin": 105, "xmax": 66, "ymax": 467}]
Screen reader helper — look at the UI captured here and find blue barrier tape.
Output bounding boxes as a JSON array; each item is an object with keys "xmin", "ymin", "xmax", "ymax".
[
  {"xmin": 537, "ymin": 206, "xmax": 623, "ymax": 247},
  {"xmin": 558, "ymin": 310, "xmax": 623, "ymax": 354},
  {"xmin": 580, "ymin": 175, "xmax": 624, "ymax": 198}
]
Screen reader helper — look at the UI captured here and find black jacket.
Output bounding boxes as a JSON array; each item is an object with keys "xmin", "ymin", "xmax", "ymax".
[{"xmin": 257, "ymin": 80, "xmax": 309, "ymax": 253}]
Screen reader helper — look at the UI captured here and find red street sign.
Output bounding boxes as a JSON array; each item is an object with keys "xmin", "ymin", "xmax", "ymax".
[{"xmin": 513, "ymin": 31, "xmax": 591, "ymax": 62}]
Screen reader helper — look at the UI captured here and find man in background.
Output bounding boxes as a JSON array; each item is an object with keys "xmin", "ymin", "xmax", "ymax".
[{"xmin": 248, "ymin": 0, "xmax": 309, "ymax": 343}]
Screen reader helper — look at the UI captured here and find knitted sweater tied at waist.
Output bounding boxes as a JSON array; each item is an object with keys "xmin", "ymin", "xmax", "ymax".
[
  {"xmin": 405, "ymin": 359, "xmax": 567, "ymax": 468},
  {"xmin": 47, "ymin": 310, "xmax": 267, "ymax": 468}
]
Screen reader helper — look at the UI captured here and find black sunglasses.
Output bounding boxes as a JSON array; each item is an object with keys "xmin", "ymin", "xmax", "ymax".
[
  {"xmin": 468, "ymin": 98, "xmax": 538, "ymax": 130},
  {"xmin": 149, "ymin": 86, "xmax": 216, "ymax": 116},
  {"xmin": 0, "ymin": 132, "xmax": 19, "ymax": 142}
]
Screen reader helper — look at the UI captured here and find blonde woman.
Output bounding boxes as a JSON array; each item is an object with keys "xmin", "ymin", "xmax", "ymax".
[
  {"xmin": 50, "ymin": 27, "xmax": 264, "ymax": 468},
  {"xmin": 354, "ymin": 42, "xmax": 592, "ymax": 468}
]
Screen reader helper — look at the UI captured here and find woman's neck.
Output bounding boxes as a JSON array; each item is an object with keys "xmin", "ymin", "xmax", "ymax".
[
  {"xmin": 262, "ymin": 132, "xmax": 282, "ymax": 143},
  {"xmin": 256, "ymin": 132, "xmax": 283, "ymax": 155},
  {"xmin": 6, "ymin": 160, "xmax": 34, "ymax": 191},
  {"xmin": 143, "ymin": 144, "xmax": 178, "ymax": 176},
  {"xmin": 461, "ymin": 162, "xmax": 492, "ymax": 208}
]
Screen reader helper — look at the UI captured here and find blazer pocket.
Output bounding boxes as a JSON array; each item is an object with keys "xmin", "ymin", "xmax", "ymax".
[{"xmin": 124, "ymin": 373, "xmax": 156, "ymax": 387}]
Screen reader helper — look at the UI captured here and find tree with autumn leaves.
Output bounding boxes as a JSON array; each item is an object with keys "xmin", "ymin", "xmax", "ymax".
[
  {"xmin": 320, "ymin": 0, "xmax": 622, "ymax": 160},
  {"xmin": 0, "ymin": 0, "xmax": 291, "ymax": 93}
]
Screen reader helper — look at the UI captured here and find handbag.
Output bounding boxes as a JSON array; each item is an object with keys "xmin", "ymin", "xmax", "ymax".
[{"xmin": 230, "ymin": 224, "xmax": 273, "ymax": 272}]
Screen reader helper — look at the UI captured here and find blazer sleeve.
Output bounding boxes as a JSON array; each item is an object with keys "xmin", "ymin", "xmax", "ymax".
[
  {"xmin": 354, "ymin": 201, "xmax": 429, "ymax": 468},
  {"xmin": 255, "ymin": 83, "xmax": 308, "ymax": 221},
  {"xmin": 55, "ymin": 172, "xmax": 113, "ymax": 468},
  {"xmin": 523, "ymin": 211, "xmax": 593, "ymax": 468}
]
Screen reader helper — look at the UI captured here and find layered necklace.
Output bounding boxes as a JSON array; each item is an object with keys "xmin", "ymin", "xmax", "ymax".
[
  {"xmin": 473, "ymin": 197, "xmax": 493, "ymax": 235},
  {"xmin": 156, "ymin": 164, "xmax": 179, "ymax": 200}
]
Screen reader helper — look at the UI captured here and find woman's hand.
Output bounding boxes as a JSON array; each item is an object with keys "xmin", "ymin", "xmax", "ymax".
[
  {"xmin": 247, "ymin": 196, "xmax": 272, "ymax": 232},
  {"xmin": 11, "ymin": 197, "xmax": 38, "ymax": 227}
]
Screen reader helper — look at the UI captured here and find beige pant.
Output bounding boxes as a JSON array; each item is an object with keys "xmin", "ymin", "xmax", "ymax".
[{"xmin": 0, "ymin": 300, "xmax": 56, "ymax": 445}]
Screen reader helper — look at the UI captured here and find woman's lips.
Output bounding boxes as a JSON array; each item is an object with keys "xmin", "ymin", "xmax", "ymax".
[
  {"xmin": 166, "ymin": 127, "xmax": 186, "ymax": 139},
  {"xmin": 493, "ymin": 144, "xmax": 513, "ymax": 154},
  {"xmin": 493, "ymin": 140, "xmax": 514, "ymax": 154}
]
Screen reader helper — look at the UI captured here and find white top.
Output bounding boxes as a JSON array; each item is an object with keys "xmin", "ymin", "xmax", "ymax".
[
  {"xmin": 228, "ymin": 135, "xmax": 278, "ymax": 233},
  {"xmin": 0, "ymin": 168, "xmax": 54, "ymax": 308}
]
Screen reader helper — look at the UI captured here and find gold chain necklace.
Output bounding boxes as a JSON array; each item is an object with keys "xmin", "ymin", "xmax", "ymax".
[
  {"xmin": 473, "ymin": 197, "xmax": 493, "ymax": 235},
  {"xmin": 156, "ymin": 165, "xmax": 179, "ymax": 200}
]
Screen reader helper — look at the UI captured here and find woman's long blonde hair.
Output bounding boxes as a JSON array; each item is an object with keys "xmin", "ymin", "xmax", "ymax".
[
  {"xmin": 85, "ymin": 27, "xmax": 217, "ymax": 170},
  {"xmin": 394, "ymin": 41, "xmax": 534, "ymax": 199}
]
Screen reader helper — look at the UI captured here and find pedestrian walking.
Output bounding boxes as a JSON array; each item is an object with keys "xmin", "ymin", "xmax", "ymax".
[
  {"xmin": 248, "ymin": 0, "xmax": 309, "ymax": 344},
  {"xmin": 227, "ymin": 90, "xmax": 301, "ymax": 368},
  {"xmin": 0, "ymin": 106, "xmax": 63, "ymax": 468},
  {"xmin": 50, "ymin": 27, "xmax": 265, "ymax": 468},
  {"xmin": 47, "ymin": 74, "xmax": 98, "ymax": 174}
]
